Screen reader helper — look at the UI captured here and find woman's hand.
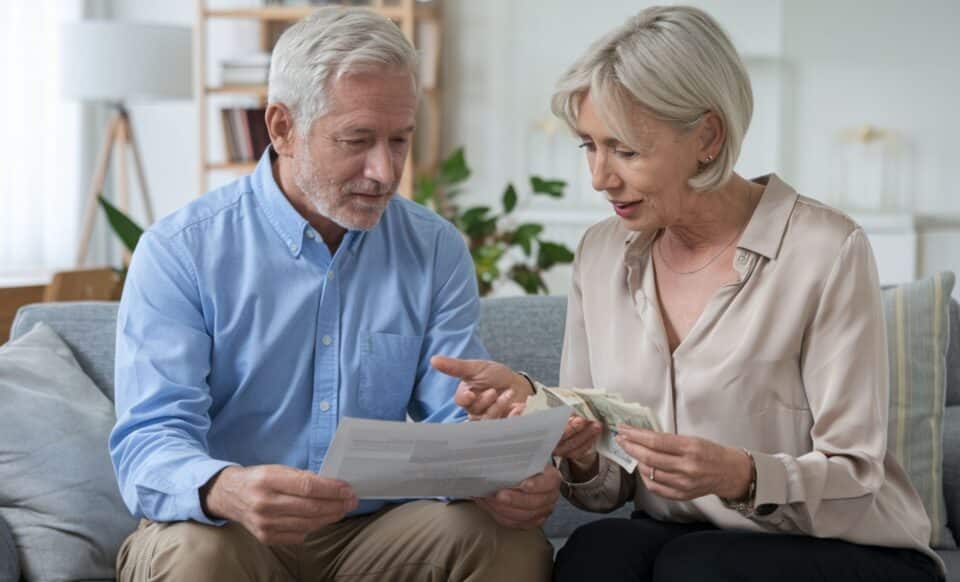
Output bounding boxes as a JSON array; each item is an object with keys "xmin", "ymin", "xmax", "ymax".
[
  {"xmin": 430, "ymin": 355, "xmax": 533, "ymax": 420},
  {"xmin": 614, "ymin": 425, "xmax": 752, "ymax": 501},
  {"xmin": 553, "ymin": 416, "xmax": 603, "ymax": 481}
]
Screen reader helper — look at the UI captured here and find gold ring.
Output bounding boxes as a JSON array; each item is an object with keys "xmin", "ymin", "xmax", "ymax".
[{"xmin": 649, "ymin": 467, "xmax": 656, "ymax": 482}]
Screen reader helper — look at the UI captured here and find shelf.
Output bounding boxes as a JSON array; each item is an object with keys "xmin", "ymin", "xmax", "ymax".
[
  {"xmin": 197, "ymin": 0, "xmax": 440, "ymax": 197},
  {"xmin": 206, "ymin": 161, "xmax": 257, "ymax": 172},
  {"xmin": 205, "ymin": 5, "xmax": 420, "ymax": 21},
  {"xmin": 206, "ymin": 85, "xmax": 269, "ymax": 97}
]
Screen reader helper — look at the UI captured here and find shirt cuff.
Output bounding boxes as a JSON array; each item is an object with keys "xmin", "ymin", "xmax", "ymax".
[
  {"xmin": 179, "ymin": 459, "xmax": 240, "ymax": 526},
  {"xmin": 751, "ymin": 451, "xmax": 789, "ymax": 517},
  {"xmin": 558, "ymin": 455, "xmax": 615, "ymax": 497}
]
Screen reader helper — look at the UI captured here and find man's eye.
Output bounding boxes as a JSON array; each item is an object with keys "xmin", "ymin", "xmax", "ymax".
[
  {"xmin": 339, "ymin": 139, "xmax": 367, "ymax": 146},
  {"xmin": 613, "ymin": 149, "xmax": 637, "ymax": 159},
  {"xmin": 577, "ymin": 142, "xmax": 596, "ymax": 152}
]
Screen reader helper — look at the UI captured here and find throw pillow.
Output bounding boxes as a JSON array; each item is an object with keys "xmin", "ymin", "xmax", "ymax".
[
  {"xmin": 0, "ymin": 322, "xmax": 138, "ymax": 581},
  {"xmin": 883, "ymin": 271, "xmax": 956, "ymax": 548}
]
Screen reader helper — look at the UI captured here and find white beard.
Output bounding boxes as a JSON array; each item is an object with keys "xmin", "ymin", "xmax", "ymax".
[{"xmin": 292, "ymin": 148, "xmax": 392, "ymax": 231}]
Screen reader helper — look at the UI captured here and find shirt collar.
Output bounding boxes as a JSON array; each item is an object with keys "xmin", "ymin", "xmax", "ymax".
[
  {"xmin": 621, "ymin": 173, "xmax": 799, "ymax": 264},
  {"xmin": 253, "ymin": 146, "xmax": 366, "ymax": 258},
  {"xmin": 737, "ymin": 173, "xmax": 798, "ymax": 260}
]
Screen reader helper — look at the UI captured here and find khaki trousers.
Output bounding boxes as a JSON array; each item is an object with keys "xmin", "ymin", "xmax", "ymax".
[{"xmin": 116, "ymin": 500, "xmax": 553, "ymax": 581}]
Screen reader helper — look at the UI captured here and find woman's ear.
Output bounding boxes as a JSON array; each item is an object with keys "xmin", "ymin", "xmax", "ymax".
[
  {"xmin": 697, "ymin": 110, "xmax": 725, "ymax": 163},
  {"xmin": 266, "ymin": 103, "xmax": 297, "ymax": 157}
]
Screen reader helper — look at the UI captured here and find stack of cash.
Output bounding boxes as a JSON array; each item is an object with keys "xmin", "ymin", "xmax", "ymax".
[{"xmin": 523, "ymin": 387, "xmax": 660, "ymax": 472}]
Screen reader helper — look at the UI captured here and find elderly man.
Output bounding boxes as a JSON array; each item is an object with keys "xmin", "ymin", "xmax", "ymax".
[{"xmin": 109, "ymin": 7, "xmax": 556, "ymax": 581}]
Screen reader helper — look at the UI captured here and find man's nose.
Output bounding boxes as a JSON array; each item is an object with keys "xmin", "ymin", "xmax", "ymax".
[{"xmin": 364, "ymin": 142, "xmax": 395, "ymax": 186}]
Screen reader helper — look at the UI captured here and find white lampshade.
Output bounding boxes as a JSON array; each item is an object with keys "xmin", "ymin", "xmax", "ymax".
[{"xmin": 61, "ymin": 20, "xmax": 193, "ymax": 103}]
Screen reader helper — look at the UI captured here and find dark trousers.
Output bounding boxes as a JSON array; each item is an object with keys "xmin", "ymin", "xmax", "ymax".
[{"xmin": 553, "ymin": 512, "xmax": 942, "ymax": 582}]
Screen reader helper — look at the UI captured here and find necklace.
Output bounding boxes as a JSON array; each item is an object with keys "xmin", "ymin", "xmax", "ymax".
[
  {"xmin": 655, "ymin": 182, "xmax": 758, "ymax": 276},
  {"xmin": 656, "ymin": 227, "xmax": 742, "ymax": 275}
]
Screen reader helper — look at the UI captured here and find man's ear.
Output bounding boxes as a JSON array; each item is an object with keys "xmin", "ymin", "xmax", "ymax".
[
  {"xmin": 696, "ymin": 110, "xmax": 725, "ymax": 163},
  {"xmin": 266, "ymin": 103, "xmax": 297, "ymax": 157}
]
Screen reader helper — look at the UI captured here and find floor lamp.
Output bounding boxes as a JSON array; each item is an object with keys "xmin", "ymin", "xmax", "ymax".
[{"xmin": 61, "ymin": 20, "xmax": 192, "ymax": 266}]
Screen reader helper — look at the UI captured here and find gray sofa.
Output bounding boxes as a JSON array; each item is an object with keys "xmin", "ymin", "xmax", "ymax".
[{"xmin": 2, "ymin": 295, "xmax": 958, "ymax": 580}]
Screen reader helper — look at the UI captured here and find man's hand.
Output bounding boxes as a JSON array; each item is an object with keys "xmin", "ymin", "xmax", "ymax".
[
  {"xmin": 201, "ymin": 465, "xmax": 358, "ymax": 545},
  {"xmin": 474, "ymin": 465, "xmax": 562, "ymax": 530},
  {"xmin": 430, "ymin": 355, "xmax": 533, "ymax": 419},
  {"xmin": 614, "ymin": 426, "xmax": 752, "ymax": 501}
]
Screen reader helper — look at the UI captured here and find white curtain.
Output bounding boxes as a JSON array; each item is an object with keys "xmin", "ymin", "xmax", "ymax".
[{"xmin": 0, "ymin": 1, "xmax": 83, "ymax": 275}]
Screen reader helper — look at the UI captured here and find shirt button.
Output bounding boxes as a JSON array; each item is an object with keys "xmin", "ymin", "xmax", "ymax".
[
  {"xmin": 327, "ymin": 271, "xmax": 335, "ymax": 280},
  {"xmin": 306, "ymin": 229, "xmax": 316, "ymax": 239},
  {"xmin": 289, "ymin": 243, "xmax": 298, "ymax": 253},
  {"xmin": 736, "ymin": 252, "xmax": 748, "ymax": 264},
  {"xmin": 318, "ymin": 400, "xmax": 331, "ymax": 412},
  {"xmin": 321, "ymin": 335, "xmax": 333, "ymax": 346}
]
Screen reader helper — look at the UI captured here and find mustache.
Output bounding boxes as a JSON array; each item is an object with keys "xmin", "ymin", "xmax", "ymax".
[{"xmin": 340, "ymin": 179, "xmax": 392, "ymax": 196}]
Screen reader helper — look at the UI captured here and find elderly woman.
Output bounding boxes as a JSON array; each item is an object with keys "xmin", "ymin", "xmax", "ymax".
[{"xmin": 433, "ymin": 5, "xmax": 944, "ymax": 582}]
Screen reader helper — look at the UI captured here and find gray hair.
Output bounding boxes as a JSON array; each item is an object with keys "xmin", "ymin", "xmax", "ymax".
[
  {"xmin": 268, "ymin": 6, "xmax": 419, "ymax": 134},
  {"xmin": 551, "ymin": 5, "xmax": 753, "ymax": 192}
]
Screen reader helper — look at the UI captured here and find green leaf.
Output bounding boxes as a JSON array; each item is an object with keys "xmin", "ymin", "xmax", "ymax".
[
  {"xmin": 472, "ymin": 244, "xmax": 504, "ymax": 285},
  {"xmin": 512, "ymin": 223, "xmax": 543, "ymax": 256},
  {"xmin": 501, "ymin": 183, "xmax": 517, "ymax": 214},
  {"xmin": 414, "ymin": 175, "xmax": 437, "ymax": 205},
  {"xmin": 439, "ymin": 147, "xmax": 470, "ymax": 185},
  {"xmin": 537, "ymin": 240, "xmax": 575, "ymax": 270},
  {"xmin": 466, "ymin": 218, "xmax": 498, "ymax": 241},
  {"xmin": 509, "ymin": 264, "xmax": 546, "ymax": 295},
  {"xmin": 458, "ymin": 206, "xmax": 490, "ymax": 229},
  {"xmin": 530, "ymin": 176, "xmax": 566, "ymax": 198},
  {"xmin": 98, "ymin": 195, "xmax": 144, "ymax": 254}
]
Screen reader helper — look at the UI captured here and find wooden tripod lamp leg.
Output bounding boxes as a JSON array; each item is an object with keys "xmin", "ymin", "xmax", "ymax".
[
  {"xmin": 124, "ymin": 115, "xmax": 155, "ymax": 225},
  {"xmin": 75, "ymin": 114, "xmax": 121, "ymax": 267},
  {"xmin": 115, "ymin": 116, "xmax": 132, "ymax": 265}
]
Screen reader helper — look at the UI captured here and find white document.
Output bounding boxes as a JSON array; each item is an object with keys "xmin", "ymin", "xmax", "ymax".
[{"xmin": 318, "ymin": 406, "xmax": 572, "ymax": 499}]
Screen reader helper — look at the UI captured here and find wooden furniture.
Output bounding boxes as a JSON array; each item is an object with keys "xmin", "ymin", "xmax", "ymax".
[
  {"xmin": 75, "ymin": 106, "xmax": 155, "ymax": 266},
  {"xmin": 0, "ymin": 269, "xmax": 124, "ymax": 345},
  {"xmin": 42, "ymin": 268, "xmax": 124, "ymax": 303},
  {"xmin": 194, "ymin": 0, "xmax": 443, "ymax": 198}
]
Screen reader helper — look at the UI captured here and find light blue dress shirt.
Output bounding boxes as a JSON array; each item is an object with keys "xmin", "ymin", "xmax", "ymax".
[{"xmin": 109, "ymin": 150, "xmax": 487, "ymax": 523}]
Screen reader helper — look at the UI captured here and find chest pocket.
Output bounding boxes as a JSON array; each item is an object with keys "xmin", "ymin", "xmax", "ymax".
[{"xmin": 358, "ymin": 331, "xmax": 423, "ymax": 419}]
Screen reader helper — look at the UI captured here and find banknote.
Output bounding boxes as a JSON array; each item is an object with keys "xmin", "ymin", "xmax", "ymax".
[{"xmin": 523, "ymin": 386, "xmax": 660, "ymax": 473}]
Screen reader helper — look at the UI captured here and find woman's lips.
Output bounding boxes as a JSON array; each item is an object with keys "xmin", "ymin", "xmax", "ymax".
[{"xmin": 612, "ymin": 200, "xmax": 642, "ymax": 217}]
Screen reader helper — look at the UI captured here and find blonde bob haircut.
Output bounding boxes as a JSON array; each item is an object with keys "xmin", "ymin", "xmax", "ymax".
[{"xmin": 551, "ymin": 5, "xmax": 753, "ymax": 192}]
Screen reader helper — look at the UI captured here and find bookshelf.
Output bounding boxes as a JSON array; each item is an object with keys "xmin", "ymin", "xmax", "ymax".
[{"xmin": 194, "ymin": 0, "xmax": 443, "ymax": 197}]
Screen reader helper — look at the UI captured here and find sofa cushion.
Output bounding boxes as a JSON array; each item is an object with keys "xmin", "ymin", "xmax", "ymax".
[
  {"xmin": 0, "ymin": 322, "xmax": 138, "ymax": 581},
  {"xmin": 883, "ymin": 272, "xmax": 956, "ymax": 548},
  {"xmin": 10, "ymin": 301, "xmax": 118, "ymax": 401},
  {"xmin": 0, "ymin": 513, "xmax": 18, "ymax": 582}
]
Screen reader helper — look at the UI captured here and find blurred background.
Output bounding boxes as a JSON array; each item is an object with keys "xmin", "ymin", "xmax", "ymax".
[{"xmin": 2, "ymin": 0, "xmax": 958, "ymax": 308}]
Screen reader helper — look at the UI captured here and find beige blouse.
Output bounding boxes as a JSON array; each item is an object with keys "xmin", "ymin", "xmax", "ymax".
[{"xmin": 559, "ymin": 174, "xmax": 939, "ymax": 569}]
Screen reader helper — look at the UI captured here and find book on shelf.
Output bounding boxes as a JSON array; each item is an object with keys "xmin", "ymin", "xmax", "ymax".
[
  {"xmin": 220, "ymin": 107, "xmax": 270, "ymax": 163},
  {"xmin": 220, "ymin": 52, "xmax": 271, "ymax": 86}
]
